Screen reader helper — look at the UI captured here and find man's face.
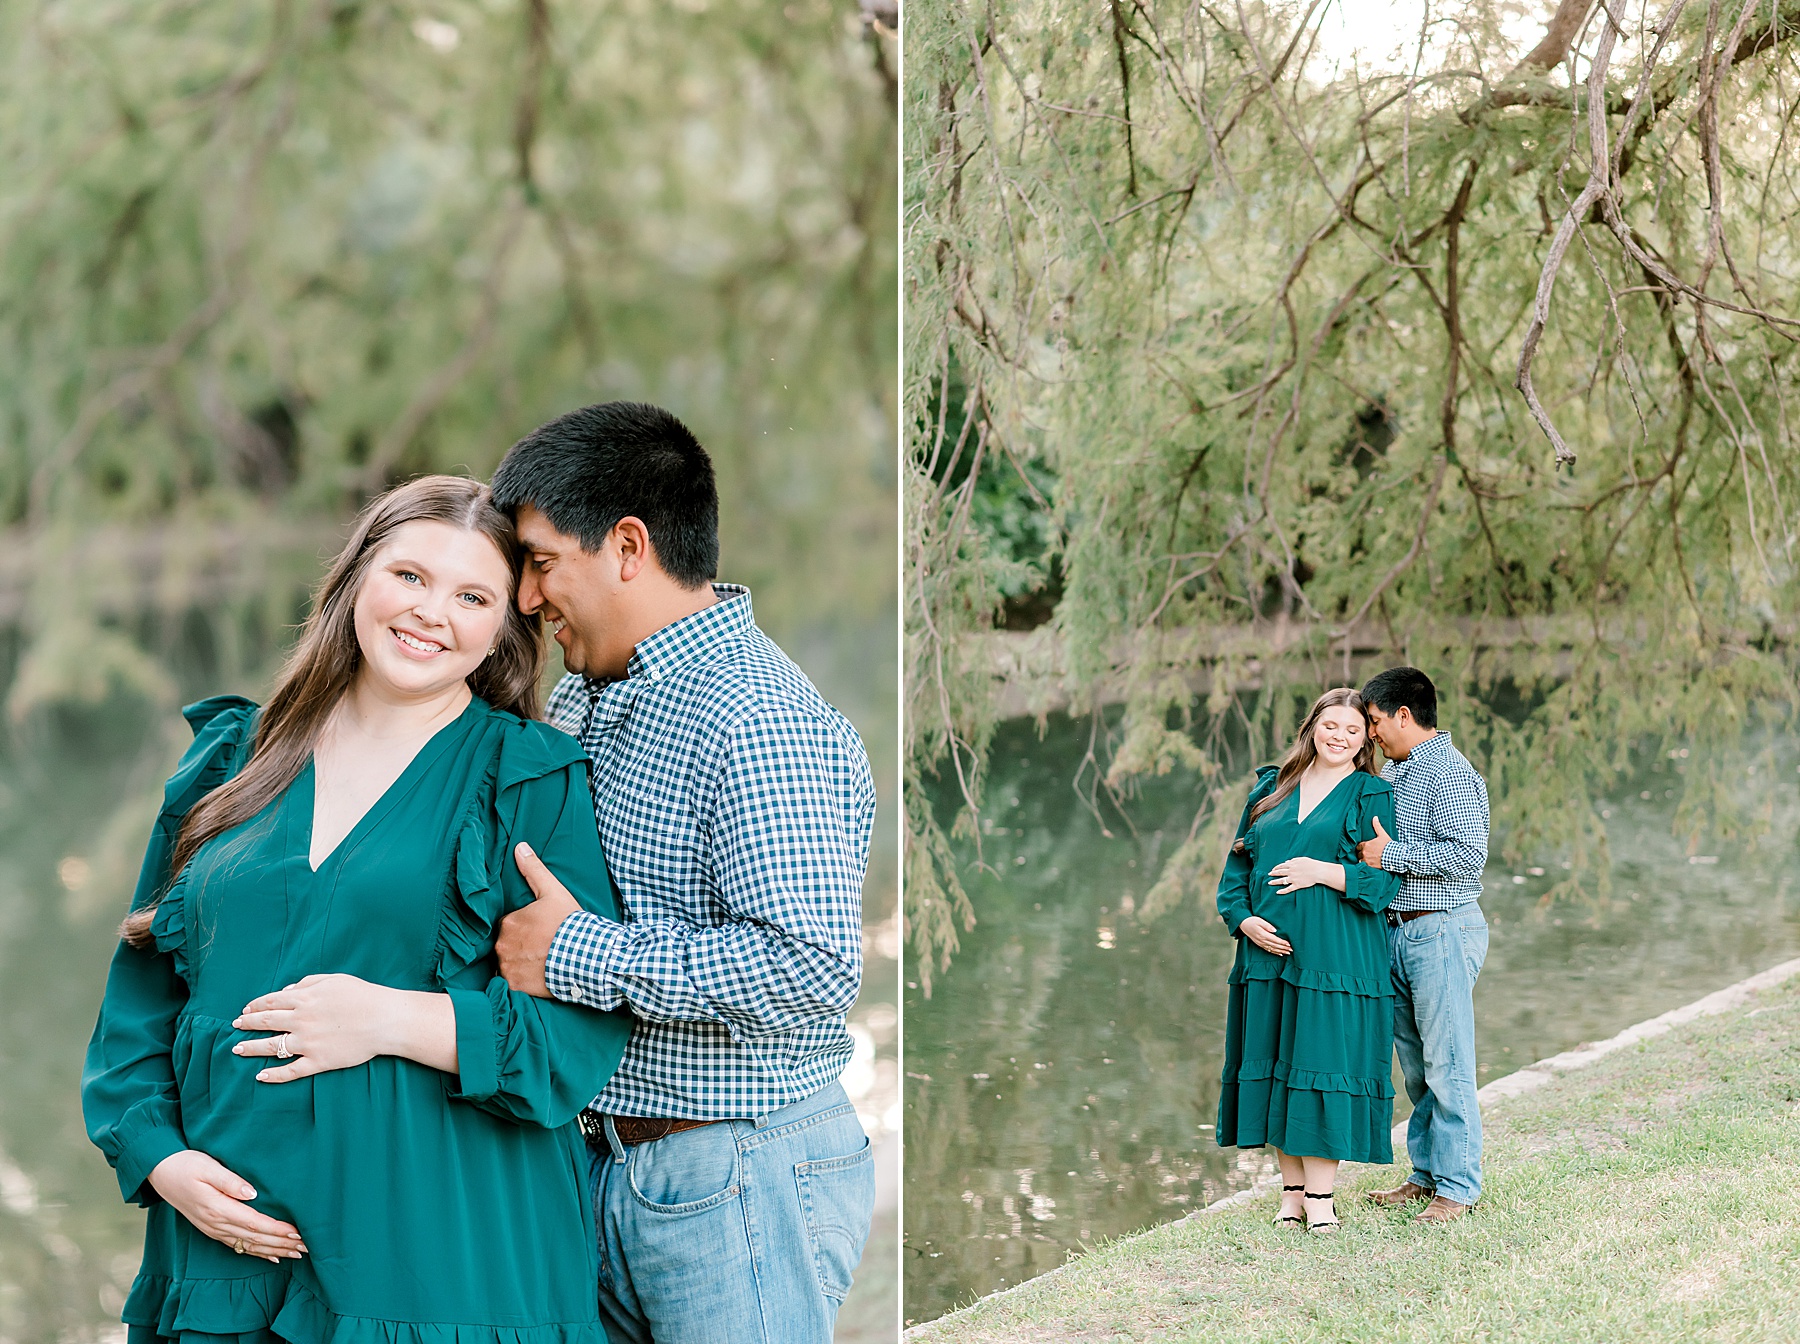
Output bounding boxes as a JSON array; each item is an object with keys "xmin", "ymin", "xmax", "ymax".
[
  {"xmin": 1366, "ymin": 704, "xmax": 1410, "ymax": 760},
  {"xmin": 513, "ymin": 504, "xmax": 632, "ymax": 679}
]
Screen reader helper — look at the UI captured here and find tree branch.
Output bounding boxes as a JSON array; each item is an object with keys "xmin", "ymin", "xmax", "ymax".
[{"xmin": 1514, "ymin": 0, "xmax": 1598, "ymax": 75}]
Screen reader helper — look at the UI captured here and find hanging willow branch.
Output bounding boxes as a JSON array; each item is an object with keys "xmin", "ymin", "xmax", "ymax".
[{"xmin": 906, "ymin": 0, "xmax": 1800, "ymax": 983}]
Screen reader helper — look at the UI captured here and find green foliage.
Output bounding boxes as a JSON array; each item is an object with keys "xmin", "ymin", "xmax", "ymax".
[
  {"xmin": 923, "ymin": 353, "xmax": 1060, "ymax": 603},
  {"xmin": 906, "ymin": 0, "xmax": 1800, "ymax": 981},
  {"xmin": 1, "ymin": 0, "xmax": 896, "ymax": 705}
]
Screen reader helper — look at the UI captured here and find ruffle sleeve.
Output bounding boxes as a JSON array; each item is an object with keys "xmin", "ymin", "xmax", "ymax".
[
  {"xmin": 143, "ymin": 698, "xmax": 260, "ymax": 984},
  {"xmin": 1338, "ymin": 774, "xmax": 1401, "ymax": 914},
  {"xmin": 433, "ymin": 719, "xmax": 605, "ymax": 984},
  {"xmin": 1215, "ymin": 765, "xmax": 1280, "ymax": 936},
  {"xmin": 82, "ymin": 696, "xmax": 259, "ymax": 1206},
  {"xmin": 435, "ymin": 717, "xmax": 633, "ymax": 1127}
]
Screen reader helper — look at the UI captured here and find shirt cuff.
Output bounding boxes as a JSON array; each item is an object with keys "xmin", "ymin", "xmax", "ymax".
[
  {"xmin": 1379, "ymin": 842, "xmax": 1407, "ymax": 874},
  {"xmin": 544, "ymin": 909, "xmax": 628, "ymax": 1010},
  {"xmin": 112, "ymin": 1116, "xmax": 190, "ymax": 1207},
  {"xmin": 445, "ymin": 986, "xmax": 498, "ymax": 1103}
]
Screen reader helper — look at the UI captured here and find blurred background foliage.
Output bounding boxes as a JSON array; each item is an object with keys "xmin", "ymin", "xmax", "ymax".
[
  {"xmin": 0, "ymin": 0, "xmax": 898, "ymax": 1339},
  {"xmin": 2, "ymin": 0, "xmax": 895, "ymax": 668},
  {"xmin": 905, "ymin": 0, "xmax": 1800, "ymax": 988}
]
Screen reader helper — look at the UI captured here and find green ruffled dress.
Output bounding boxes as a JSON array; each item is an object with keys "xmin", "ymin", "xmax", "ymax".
[
  {"xmin": 1214, "ymin": 767, "xmax": 1400, "ymax": 1163},
  {"xmin": 82, "ymin": 694, "xmax": 633, "ymax": 1344}
]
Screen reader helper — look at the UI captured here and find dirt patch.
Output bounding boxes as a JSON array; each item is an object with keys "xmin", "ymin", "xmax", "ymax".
[
  {"xmin": 1666, "ymin": 1266, "xmax": 1724, "ymax": 1303},
  {"xmin": 1526, "ymin": 1118, "xmax": 1647, "ymax": 1157}
]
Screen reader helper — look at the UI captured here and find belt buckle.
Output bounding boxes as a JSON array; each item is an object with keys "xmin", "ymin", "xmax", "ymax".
[{"xmin": 577, "ymin": 1110, "xmax": 606, "ymax": 1145}]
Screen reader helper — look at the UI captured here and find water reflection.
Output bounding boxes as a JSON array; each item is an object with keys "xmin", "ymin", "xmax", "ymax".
[
  {"xmin": 902, "ymin": 714, "xmax": 1800, "ymax": 1324},
  {"xmin": 0, "ymin": 698, "xmax": 168, "ymax": 1343}
]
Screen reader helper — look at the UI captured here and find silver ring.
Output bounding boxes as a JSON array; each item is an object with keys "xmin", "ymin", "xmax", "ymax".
[{"xmin": 275, "ymin": 1034, "xmax": 293, "ymax": 1060}]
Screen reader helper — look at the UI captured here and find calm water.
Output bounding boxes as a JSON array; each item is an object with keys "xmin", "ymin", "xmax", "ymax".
[
  {"xmin": 0, "ymin": 614, "xmax": 898, "ymax": 1343},
  {"xmin": 902, "ymin": 714, "xmax": 1800, "ymax": 1325}
]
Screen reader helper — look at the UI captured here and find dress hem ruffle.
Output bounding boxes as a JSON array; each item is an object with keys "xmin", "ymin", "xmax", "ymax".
[
  {"xmin": 1227, "ymin": 958, "xmax": 1390, "ymax": 998},
  {"xmin": 1224, "ymin": 1057, "xmax": 1394, "ymax": 1098},
  {"xmin": 1217, "ymin": 1080, "xmax": 1394, "ymax": 1165},
  {"xmin": 124, "ymin": 1272, "xmax": 607, "ymax": 1344}
]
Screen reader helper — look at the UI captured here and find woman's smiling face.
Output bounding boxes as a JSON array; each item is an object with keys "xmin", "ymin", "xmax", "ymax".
[
  {"xmin": 1312, "ymin": 703, "xmax": 1367, "ymax": 767},
  {"xmin": 352, "ymin": 520, "xmax": 513, "ymax": 701}
]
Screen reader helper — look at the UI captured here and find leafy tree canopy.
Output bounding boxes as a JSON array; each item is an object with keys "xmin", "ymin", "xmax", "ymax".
[
  {"xmin": 906, "ymin": 0, "xmax": 1800, "ymax": 988},
  {"xmin": 1, "ymin": 0, "xmax": 896, "ymax": 716}
]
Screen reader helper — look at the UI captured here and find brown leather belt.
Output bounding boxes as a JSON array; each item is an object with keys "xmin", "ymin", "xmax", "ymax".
[
  {"xmin": 578, "ymin": 1111, "xmax": 727, "ymax": 1148},
  {"xmin": 1388, "ymin": 908, "xmax": 1433, "ymax": 925}
]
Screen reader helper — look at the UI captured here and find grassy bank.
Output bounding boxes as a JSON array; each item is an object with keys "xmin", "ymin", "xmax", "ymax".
[{"xmin": 910, "ymin": 971, "xmax": 1800, "ymax": 1343}]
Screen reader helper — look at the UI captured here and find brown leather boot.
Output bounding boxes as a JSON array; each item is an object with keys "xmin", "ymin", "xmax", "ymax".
[
  {"xmin": 1415, "ymin": 1195, "xmax": 1472, "ymax": 1224},
  {"xmin": 1364, "ymin": 1180, "xmax": 1434, "ymax": 1207}
]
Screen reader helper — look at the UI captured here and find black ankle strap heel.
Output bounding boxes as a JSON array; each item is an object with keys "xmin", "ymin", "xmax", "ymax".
[
  {"xmin": 1304, "ymin": 1190, "xmax": 1340, "ymax": 1232},
  {"xmin": 1272, "ymin": 1183, "xmax": 1306, "ymax": 1228}
]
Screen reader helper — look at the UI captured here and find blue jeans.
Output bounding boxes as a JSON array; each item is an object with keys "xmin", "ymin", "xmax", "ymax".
[
  {"xmin": 1389, "ymin": 905, "xmax": 1488, "ymax": 1206},
  {"xmin": 586, "ymin": 1081, "xmax": 875, "ymax": 1344}
]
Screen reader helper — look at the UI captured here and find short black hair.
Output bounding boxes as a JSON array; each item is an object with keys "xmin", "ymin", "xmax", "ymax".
[
  {"xmin": 1360, "ymin": 666, "xmax": 1438, "ymax": 729},
  {"xmin": 489, "ymin": 401, "xmax": 718, "ymax": 588}
]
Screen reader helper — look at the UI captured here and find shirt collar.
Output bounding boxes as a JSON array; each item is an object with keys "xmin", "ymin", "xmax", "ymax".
[
  {"xmin": 587, "ymin": 583, "xmax": 752, "ymax": 689},
  {"xmin": 1398, "ymin": 731, "xmax": 1452, "ymax": 767}
]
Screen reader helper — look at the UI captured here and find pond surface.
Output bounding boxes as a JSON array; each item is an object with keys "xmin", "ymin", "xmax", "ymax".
[{"xmin": 902, "ymin": 713, "xmax": 1800, "ymax": 1325}]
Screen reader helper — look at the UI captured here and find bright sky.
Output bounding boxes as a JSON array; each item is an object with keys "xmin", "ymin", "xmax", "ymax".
[{"xmin": 1309, "ymin": 0, "xmax": 1561, "ymax": 76}]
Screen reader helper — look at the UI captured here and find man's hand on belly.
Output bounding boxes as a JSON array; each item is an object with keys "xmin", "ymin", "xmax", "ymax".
[{"xmin": 497, "ymin": 842, "xmax": 582, "ymax": 999}]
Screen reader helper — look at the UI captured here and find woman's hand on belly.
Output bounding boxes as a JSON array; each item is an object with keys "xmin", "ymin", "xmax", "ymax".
[
  {"xmin": 234, "ymin": 971, "xmax": 457, "ymax": 1079},
  {"xmin": 1266, "ymin": 856, "xmax": 1345, "ymax": 894},
  {"xmin": 1238, "ymin": 915, "xmax": 1293, "ymax": 956},
  {"xmin": 148, "ymin": 1150, "xmax": 308, "ymax": 1262},
  {"xmin": 233, "ymin": 973, "xmax": 458, "ymax": 1081}
]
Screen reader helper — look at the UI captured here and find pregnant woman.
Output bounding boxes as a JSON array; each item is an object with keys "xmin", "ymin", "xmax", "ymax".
[
  {"xmin": 1214, "ymin": 686, "xmax": 1400, "ymax": 1233},
  {"xmin": 83, "ymin": 476, "xmax": 632, "ymax": 1344}
]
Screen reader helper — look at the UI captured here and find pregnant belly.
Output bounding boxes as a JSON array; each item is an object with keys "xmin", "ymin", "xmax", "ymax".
[
  {"xmin": 170, "ymin": 1015, "xmax": 595, "ymax": 1319},
  {"xmin": 173, "ymin": 1014, "xmax": 320, "ymax": 1226}
]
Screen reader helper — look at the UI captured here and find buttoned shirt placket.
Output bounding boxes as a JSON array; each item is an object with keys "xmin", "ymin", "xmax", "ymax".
[
  {"xmin": 1379, "ymin": 731, "xmax": 1490, "ymax": 914},
  {"xmin": 540, "ymin": 585, "xmax": 875, "ymax": 1120}
]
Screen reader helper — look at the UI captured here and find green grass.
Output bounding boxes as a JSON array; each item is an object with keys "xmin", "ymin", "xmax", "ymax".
[{"xmin": 909, "ymin": 976, "xmax": 1800, "ymax": 1343}]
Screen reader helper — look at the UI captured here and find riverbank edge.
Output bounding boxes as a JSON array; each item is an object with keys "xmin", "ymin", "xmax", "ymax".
[{"xmin": 903, "ymin": 954, "xmax": 1800, "ymax": 1339}]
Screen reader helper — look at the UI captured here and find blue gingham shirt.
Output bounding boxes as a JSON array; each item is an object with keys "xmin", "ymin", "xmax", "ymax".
[
  {"xmin": 541, "ymin": 584, "xmax": 875, "ymax": 1119},
  {"xmin": 1379, "ymin": 731, "xmax": 1489, "ymax": 912}
]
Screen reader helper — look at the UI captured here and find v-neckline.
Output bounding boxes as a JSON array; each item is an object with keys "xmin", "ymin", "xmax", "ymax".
[
  {"xmin": 302, "ymin": 696, "xmax": 483, "ymax": 873},
  {"xmin": 1294, "ymin": 768, "xmax": 1354, "ymax": 825}
]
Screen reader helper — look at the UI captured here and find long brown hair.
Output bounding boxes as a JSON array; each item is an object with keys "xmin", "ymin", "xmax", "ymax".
[
  {"xmin": 121, "ymin": 476, "xmax": 544, "ymax": 946},
  {"xmin": 1243, "ymin": 687, "xmax": 1379, "ymax": 833}
]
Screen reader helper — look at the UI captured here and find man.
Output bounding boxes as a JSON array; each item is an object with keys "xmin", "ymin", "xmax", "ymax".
[
  {"xmin": 1356, "ymin": 666, "xmax": 1490, "ymax": 1225},
  {"xmin": 488, "ymin": 402, "xmax": 876, "ymax": 1343}
]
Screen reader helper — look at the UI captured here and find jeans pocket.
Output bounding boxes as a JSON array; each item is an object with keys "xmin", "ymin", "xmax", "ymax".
[
  {"xmin": 1400, "ymin": 914, "xmax": 1442, "ymax": 944},
  {"xmin": 1458, "ymin": 919, "xmax": 1489, "ymax": 984},
  {"xmin": 627, "ymin": 1126, "xmax": 743, "ymax": 1215},
  {"xmin": 794, "ymin": 1137, "xmax": 875, "ymax": 1303}
]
